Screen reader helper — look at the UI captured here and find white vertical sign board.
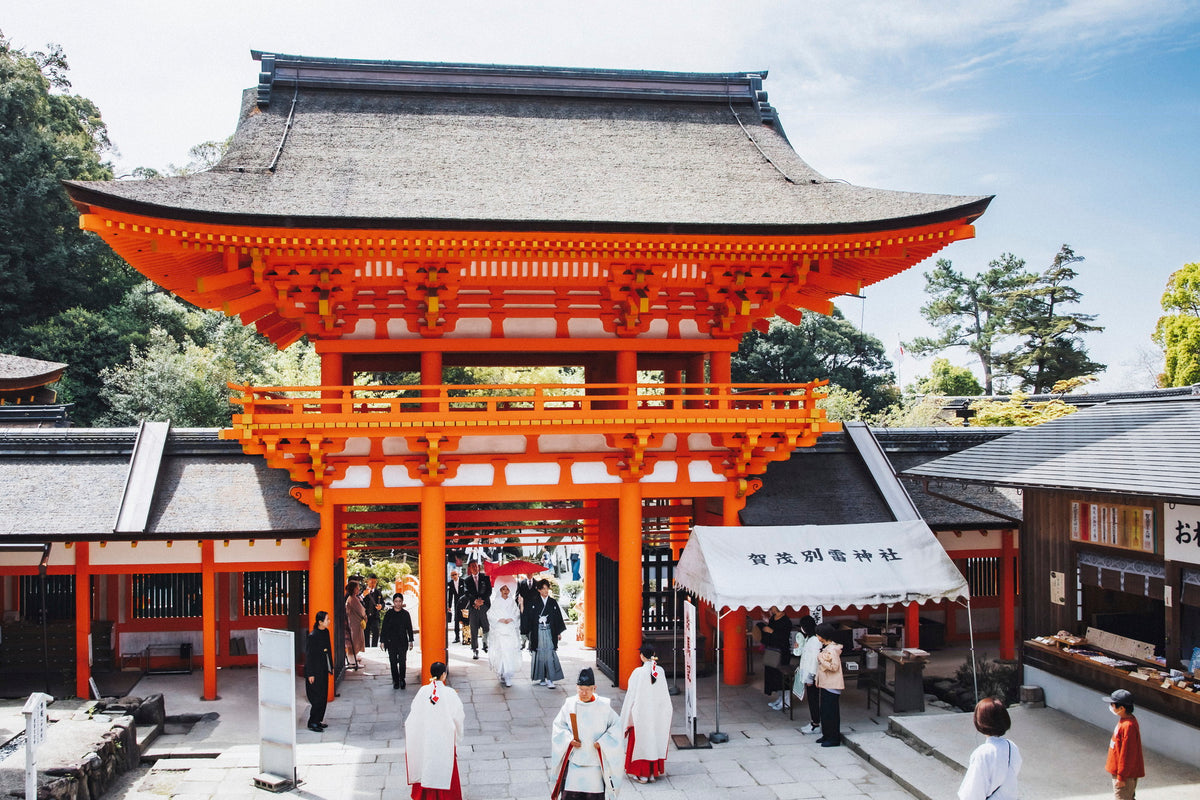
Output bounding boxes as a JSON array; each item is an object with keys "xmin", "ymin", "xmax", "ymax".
[
  {"xmin": 23, "ymin": 692, "xmax": 51, "ymax": 800},
  {"xmin": 1164, "ymin": 503, "xmax": 1200, "ymax": 566},
  {"xmin": 683, "ymin": 600, "xmax": 697, "ymax": 745},
  {"xmin": 257, "ymin": 628, "xmax": 297, "ymax": 784}
]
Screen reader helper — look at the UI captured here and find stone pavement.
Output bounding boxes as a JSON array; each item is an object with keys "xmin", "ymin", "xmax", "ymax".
[{"xmin": 7, "ymin": 629, "xmax": 1195, "ymax": 800}]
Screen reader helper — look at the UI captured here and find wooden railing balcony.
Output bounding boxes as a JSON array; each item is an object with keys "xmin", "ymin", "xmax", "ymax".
[{"xmin": 225, "ymin": 382, "xmax": 832, "ymax": 437}]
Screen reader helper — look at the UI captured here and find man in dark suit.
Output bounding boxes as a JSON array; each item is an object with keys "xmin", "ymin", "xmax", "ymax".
[
  {"xmin": 462, "ymin": 561, "xmax": 492, "ymax": 659},
  {"xmin": 516, "ymin": 574, "xmax": 540, "ymax": 648},
  {"xmin": 446, "ymin": 569, "xmax": 465, "ymax": 644},
  {"xmin": 362, "ymin": 574, "xmax": 385, "ymax": 648},
  {"xmin": 379, "ymin": 593, "xmax": 414, "ymax": 689}
]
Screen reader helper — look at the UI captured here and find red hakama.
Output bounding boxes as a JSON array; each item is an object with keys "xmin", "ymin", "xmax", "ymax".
[
  {"xmin": 410, "ymin": 759, "xmax": 462, "ymax": 800},
  {"xmin": 623, "ymin": 728, "xmax": 666, "ymax": 779}
]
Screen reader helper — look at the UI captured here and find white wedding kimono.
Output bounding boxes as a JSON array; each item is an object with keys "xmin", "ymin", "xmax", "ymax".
[
  {"xmin": 618, "ymin": 660, "xmax": 673, "ymax": 765},
  {"xmin": 404, "ymin": 679, "xmax": 465, "ymax": 791},
  {"xmin": 551, "ymin": 694, "xmax": 623, "ymax": 799},
  {"xmin": 486, "ymin": 593, "xmax": 523, "ymax": 683}
]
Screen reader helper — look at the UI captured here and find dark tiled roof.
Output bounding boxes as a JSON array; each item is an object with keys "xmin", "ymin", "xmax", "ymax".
[
  {"xmin": 905, "ymin": 396, "xmax": 1200, "ymax": 501},
  {"xmin": 0, "ymin": 428, "xmax": 318, "ymax": 541},
  {"xmin": 744, "ymin": 428, "xmax": 1020, "ymax": 529},
  {"xmin": 65, "ymin": 54, "xmax": 989, "ymax": 234}
]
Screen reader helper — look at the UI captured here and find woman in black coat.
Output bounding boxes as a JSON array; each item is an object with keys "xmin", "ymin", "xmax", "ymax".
[
  {"xmin": 757, "ymin": 606, "xmax": 793, "ymax": 708},
  {"xmin": 304, "ymin": 610, "xmax": 334, "ymax": 731}
]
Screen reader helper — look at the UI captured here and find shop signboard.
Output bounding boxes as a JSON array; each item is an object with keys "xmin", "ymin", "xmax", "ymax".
[{"xmin": 1164, "ymin": 503, "xmax": 1200, "ymax": 566}]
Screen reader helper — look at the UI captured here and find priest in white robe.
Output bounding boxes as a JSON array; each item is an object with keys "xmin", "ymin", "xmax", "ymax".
[
  {"xmin": 404, "ymin": 661, "xmax": 465, "ymax": 800},
  {"xmin": 551, "ymin": 668, "xmax": 623, "ymax": 800},
  {"xmin": 487, "ymin": 581, "xmax": 523, "ymax": 687},
  {"xmin": 618, "ymin": 645, "xmax": 673, "ymax": 783}
]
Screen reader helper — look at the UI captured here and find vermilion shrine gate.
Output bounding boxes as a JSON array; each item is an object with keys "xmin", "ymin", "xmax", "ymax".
[{"xmin": 65, "ymin": 52, "xmax": 989, "ymax": 694}]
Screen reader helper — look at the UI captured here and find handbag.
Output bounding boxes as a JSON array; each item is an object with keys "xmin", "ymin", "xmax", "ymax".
[{"xmin": 763, "ymin": 648, "xmax": 784, "ymax": 669}]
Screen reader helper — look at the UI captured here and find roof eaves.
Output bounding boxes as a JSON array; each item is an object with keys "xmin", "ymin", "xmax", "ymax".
[{"xmin": 64, "ymin": 181, "xmax": 993, "ymax": 237}]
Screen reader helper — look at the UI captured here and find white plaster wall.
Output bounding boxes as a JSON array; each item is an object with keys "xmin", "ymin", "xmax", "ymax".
[
  {"xmin": 443, "ymin": 318, "xmax": 492, "ymax": 338},
  {"xmin": 443, "ymin": 464, "xmax": 495, "ymax": 487},
  {"xmin": 455, "ymin": 435, "xmax": 526, "ymax": 455},
  {"xmin": 215, "ymin": 539, "xmax": 309, "ymax": 564},
  {"xmin": 91, "ymin": 541, "xmax": 201, "ymax": 567}
]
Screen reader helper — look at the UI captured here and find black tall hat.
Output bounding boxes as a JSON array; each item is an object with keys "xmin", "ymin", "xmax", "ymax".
[{"xmin": 577, "ymin": 668, "xmax": 595, "ymax": 686}]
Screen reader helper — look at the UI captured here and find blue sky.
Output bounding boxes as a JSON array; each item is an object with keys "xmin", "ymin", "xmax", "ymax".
[{"xmin": 6, "ymin": 1, "xmax": 1199, "ymax": 392}]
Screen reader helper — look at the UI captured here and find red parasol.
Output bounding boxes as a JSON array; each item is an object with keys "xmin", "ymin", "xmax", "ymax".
[{"xmin": 485, "ymin": 559, "xmax": 548, "ymax": 577}]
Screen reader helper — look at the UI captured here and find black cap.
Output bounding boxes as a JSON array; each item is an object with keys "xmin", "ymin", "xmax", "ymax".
[
  {"xmin": 1103, "ymin": 689, "xmax": 1134, "ymax": 705},
  {"xmin": 815, "ymin": 622, "xmax": 837, "ymax": 640},
  {"xmin": 577, "ymin": 668, "xmax": 595, "ymax": 686}
]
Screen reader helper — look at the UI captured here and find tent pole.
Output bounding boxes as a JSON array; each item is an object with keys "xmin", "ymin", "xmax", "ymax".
[
  {"xmin": 709, "ymin": 606, "xmax": 729, "ymax": 744},
  {"xmin": 965, "ymin": 597, "xmax": 978, "ymax": 704},
  {"xmin": 669, "ymin": 586, "xmax": 680, "ymax": 696}
]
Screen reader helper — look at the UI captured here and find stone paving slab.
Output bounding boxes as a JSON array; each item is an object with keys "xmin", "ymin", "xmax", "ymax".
[{"xmin": 92, "ymin": 628, "xmax": 1200, "ymax": 800}]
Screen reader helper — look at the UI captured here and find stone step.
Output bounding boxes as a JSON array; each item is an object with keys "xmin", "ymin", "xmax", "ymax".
[{"xmin": 844, "ymin": 729, "xmax": 965, "ymax": 800}]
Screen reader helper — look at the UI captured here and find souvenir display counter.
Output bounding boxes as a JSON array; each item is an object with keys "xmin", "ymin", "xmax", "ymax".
[{"xmin": 1024, "ymin": 637, "xmax": 1200, "ymax": 728}]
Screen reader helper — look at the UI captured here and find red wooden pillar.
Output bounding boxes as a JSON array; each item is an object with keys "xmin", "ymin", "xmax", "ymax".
[
  {"xmin": 999, "ymin": 529, "xmax": 1015, "ymax": 660},
  {"xmin": 419, "ymin": 484, "xmax": 447, "ymax": 682},
  {"xmin": 201, "ymin": 540, "xmax": 219, "ymax": 700},
  {"xmin": 311, "ymin": 502, "xmax": 337, "ymax": 701},
  {"xmin": 582, "ymin": 499, "xmax": 598, "ymax": 649},
  {"xmin": 721, "ymin": 492, "xmax": 747, "ymax": 685},
  {"xmin": 618, "ymin": 480, "xmax": 643, "ymax": 689},
  {"xmin": 74, "ymin": 542, "xmax": 91, "ymax": 699},
  {"xmin": 905, "ymin": 601, "xmax": 920, "ymax": 650}
]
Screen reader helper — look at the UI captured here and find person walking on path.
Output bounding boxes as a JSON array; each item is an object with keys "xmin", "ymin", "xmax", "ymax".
[
  {"xmin": 380, "ymin": 593, "xmax": 415, "ymax": 689},
  {"xmin": 405, "ymin": 661, "xmax": 466, "ymax": 800},
  {"xmin": 791, "ymin": 615, "xmax": 822, "ymax": 735},
  {"xmin": 362, "ymin": 575, "xmax": 385, "ymax": 648},
  {"xmin": 1104, "ymin": 689, "xmax": 1145, "ymax": 800},
  {"xmin": 303, "ymin": 611, "xmax": 333, "ymax": 732},
  {"xmin": 957, "ymin": 697, "xmax": 1021, "ymax": 800},
  {"xmin": 463, "ymin": 561, "xmax": 492, "ymax": 659},
  {"xmin": 757, "ymin": 606, "xmax": 793, "ymax": 710},
  {"xmin": 619, "ymin": 644, "xmax": 673, "ymax": 784},
  {"xmin": 487, "ymin": 581, "xmax": 523, "ymax": 687},
  {"xmin": 523, "ymin": 578, "xmax": 566, "ymax": 688},
  {"xmin": 344, "ymin": 580, "xmax": 366, "ymax": 666},
  {"xmin": 551, "ymin": 667, "xmax": 623, "ymax": 800},
  {"xmin": 814, "ymin": 621, "xmax": 843, "ymax": 747},
  {"xmin": 446, "ymin": 570, "xmax": 464, "ymax": 644}
]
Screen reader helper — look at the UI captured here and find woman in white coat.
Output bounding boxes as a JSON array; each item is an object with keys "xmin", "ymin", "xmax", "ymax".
[
  {"xmin": 404, "ymin": 661, "xmax": 465, "ymax": 800},
  {"xmin": 791, "ymin": 615, "xmax": 822, "ymax": 735},
  {"xmin": 486, "ymin": 581, "xmax": 523, "ymax": 687},
  {"xmin": 619, "ymin": 644, "xmax": 674, "ymax": 784}
]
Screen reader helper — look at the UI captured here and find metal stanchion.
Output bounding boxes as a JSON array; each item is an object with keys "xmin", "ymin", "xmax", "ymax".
[
  {"xmin": 668, "ymin": 587, "xmax": 680, "ymax": 695},
  {"xmin": 709, "ymin": 607, "xmax": 729, "ymax": 744}
]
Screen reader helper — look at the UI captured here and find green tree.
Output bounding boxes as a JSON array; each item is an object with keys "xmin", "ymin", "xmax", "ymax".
[
  {"xmin": 998, "ymin": 245, "xmax": 1104, "ymax": 393},
  {"xmin": 732, "ymin": 308, "xmax": 897, "ymax": 414},
  {"xmin": 968, "ymin": 393, "xmax": 1078, "ymax": 427},
  {"xmin": 0, "ymin": 34, "xmax": 138, "ymax": 340},
  {"xmin": 1153, "ymin": 262, "xmax": 1200, "ymax": 387},
  {"xmin": 912, "ymin": 357, "xmax": 983, "ymax": 396},
  {"xmin": 906, "ymin": 255, "xmax": 1029, "ymax": 394}
]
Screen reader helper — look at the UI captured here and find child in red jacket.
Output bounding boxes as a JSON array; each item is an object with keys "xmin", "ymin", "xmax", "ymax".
[{"xmin": 1103, "ymin": 689, "xmax": 1144, "ymax": 800}]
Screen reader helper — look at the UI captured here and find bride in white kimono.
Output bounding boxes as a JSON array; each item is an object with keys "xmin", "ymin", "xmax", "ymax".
[{"xmin": 487, "ymin": 581, "xmax": 523, "ymax": 687}]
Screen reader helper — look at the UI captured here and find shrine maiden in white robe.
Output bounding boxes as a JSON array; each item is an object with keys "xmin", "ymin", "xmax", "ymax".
[
  {"xmin": 551, "ymin": 694, "xmax": 623, "ymax": 799},
  {"xmin": 487, "ymin": 587, "xmax": 523, "ymax": 684},
  {"xmin": 618, "ymin": 660, "xmax": 673, "ymax": 768},
  {"xmin": 404, "ymin": 679, "xmax": 465, "ymax": 792}
]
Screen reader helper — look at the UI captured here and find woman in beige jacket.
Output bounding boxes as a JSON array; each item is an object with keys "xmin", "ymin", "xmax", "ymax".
[{"xmin": 814, "ymin": 622, "xmax": 843, "ymax": 747}]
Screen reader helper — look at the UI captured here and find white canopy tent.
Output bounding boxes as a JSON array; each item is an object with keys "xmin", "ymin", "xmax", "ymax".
[
  {"xmin": 674, "ymin": 521, "xmax": 974, "ymax": 741},
  {"xmin": 675, "ymin": 520, "xmax": 970, "ymax": 610}
]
